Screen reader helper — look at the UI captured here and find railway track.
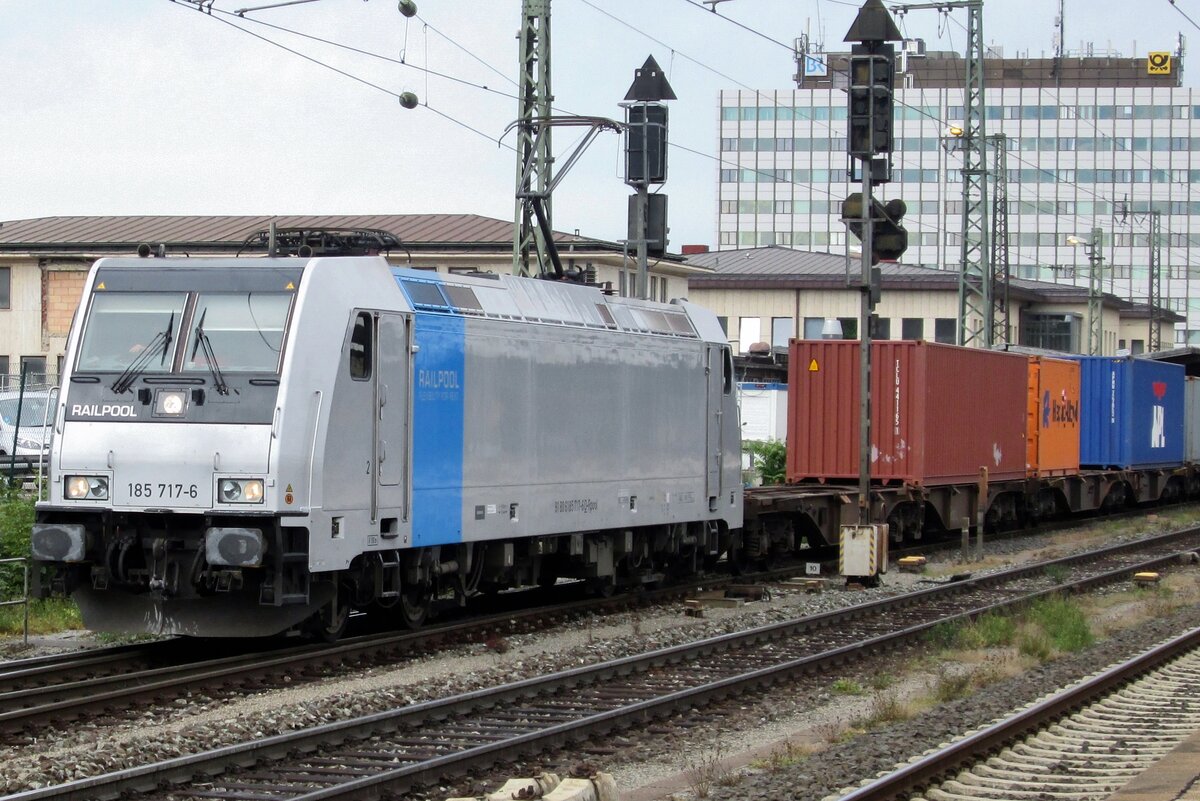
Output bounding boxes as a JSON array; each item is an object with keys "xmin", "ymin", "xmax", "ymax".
[
  {"xmin": 838, "ymin": 626, "xmax": 1200, "ymax": 801},
  {"xmin": 0, "ymin": 562, "xmax": 819, "ymax": 739},
  {"xmin": 0, "ymin": 505, "xmax": 1178, "ymax": 740},
  {"xmin": 6, "ymin": 525, "xmax": 1199, "ymax": 801}
]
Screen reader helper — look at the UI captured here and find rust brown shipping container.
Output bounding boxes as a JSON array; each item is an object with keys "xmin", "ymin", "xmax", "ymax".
[
  {"xmin": 1026, "ymin": 356, "xmax": 1081, "ymax": 477},
  {"xmin": 786, "ymin": 340, "xmax": 1028, "ymax": 485}
]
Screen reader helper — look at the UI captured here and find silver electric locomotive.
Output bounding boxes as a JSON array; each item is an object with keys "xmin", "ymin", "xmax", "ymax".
[{"xmin": 31, "ymin": 254, "xmax": 742, "ymax": 637}]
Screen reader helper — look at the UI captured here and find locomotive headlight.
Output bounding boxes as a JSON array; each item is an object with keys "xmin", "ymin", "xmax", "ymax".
[
  {"xmin": 219, "ymin": 478, "xmax": 265, "ymax": 504},
  {"xmin": 155, "ymin": 390, "xmax": 187, "ymax": 417},
  {"xmin": 66, "ymin": 475, "xmax": 108, "ymax": 500}
]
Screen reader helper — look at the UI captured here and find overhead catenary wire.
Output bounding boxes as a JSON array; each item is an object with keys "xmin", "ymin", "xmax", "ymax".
[
  {"xmin": 165, "ymin": 0, "xmax": 518, "ymax": 151},
  {"xmin": 167, "ymin": 0, "xmax": 1199, "ymax": 278},
  {"xmin": 672, "ymin": 0, "xmax": 1200, "ymax": 273}
]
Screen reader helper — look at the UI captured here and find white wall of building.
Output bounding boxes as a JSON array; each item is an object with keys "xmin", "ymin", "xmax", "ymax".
[{"xmin": 716, "ymin": 82, "xmax": 1200, "ymax": 339}]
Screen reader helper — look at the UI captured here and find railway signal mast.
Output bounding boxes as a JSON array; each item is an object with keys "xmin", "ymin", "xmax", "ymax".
[
  {"xmin": 843, "ymin": 0, "xmax": 903, "ymax": 526},
  {"xmin": 623, "ymin": 57, "xmax": 675, "ymax": 300}
]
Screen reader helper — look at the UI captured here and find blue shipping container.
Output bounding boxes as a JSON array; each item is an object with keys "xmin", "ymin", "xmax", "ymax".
[{"xmin": 1072, "ymin": 356, "xmax": 1185, "ymax": 469}]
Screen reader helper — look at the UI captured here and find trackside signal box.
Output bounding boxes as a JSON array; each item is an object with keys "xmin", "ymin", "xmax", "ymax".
[{"xmin": 840, "ymin": 524, "xmax": 889, "ymax": 580}]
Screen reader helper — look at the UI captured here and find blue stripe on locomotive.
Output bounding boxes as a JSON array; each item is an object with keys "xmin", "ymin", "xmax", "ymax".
[
  {"xmin": 394, "ymin": 271, "xmax": 465, "ymax": 547},
  {"xmin": 1073, "ymin": 356, "xmax": 1185, "ymax": 469}
]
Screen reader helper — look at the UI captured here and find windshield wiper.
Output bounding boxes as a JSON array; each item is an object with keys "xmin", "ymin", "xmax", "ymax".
[
  {"xmin": 190, "ymin": 309, "xmax": 229, "ymax": 396},
  {"xmin": 111, "ymin": 312, "xmax": 174, "ymax": 394}
]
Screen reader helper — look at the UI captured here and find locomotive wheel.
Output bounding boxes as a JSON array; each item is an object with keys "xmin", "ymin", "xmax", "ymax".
[
  {"xmin": 400, "ymin": 581, "xmax": 433, "ymax": 629},
  {"xmin": 308, "ymin": 583, "xmax": 351, "ymax": 642}
]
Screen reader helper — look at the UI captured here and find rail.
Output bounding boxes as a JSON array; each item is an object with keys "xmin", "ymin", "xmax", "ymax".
[
  {"xmin": 5, "ymin": 528, "xmax": 1196, "ymax": 801},
  {"xmin": 838, "ymin": 624, "xmax": 1200, "ymax": 801}
]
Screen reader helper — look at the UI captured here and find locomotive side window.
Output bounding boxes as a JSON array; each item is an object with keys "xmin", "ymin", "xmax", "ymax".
[
  {"xmin": 349, "ymin": 312, "xmax": 372, "ymax": 380},
  {"xmin": 76, "ymin": 292, "xmax": 187, "ymax": 372},
  {"xmin": 182, "ymin": 293, "xmax": 292, "ymax": 374}
]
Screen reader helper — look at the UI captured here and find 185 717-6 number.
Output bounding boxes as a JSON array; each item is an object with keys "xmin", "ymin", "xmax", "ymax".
[{"xmin": 128, "ymin": 482, "xmax": 199, "ymax": 500}]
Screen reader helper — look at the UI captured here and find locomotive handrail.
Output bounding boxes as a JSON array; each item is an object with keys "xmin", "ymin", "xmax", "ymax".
[{"xmin": 37, "ymin": 385, "xmax": 58, "ymax": 502}]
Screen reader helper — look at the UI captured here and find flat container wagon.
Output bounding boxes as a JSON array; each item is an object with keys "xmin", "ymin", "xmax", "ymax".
[
  {"xmin": 786, "ymin": 340, "xmax": 1028, "ymax": 486},
  {"xmin": 1026, "ymin": 356, "xmax": 1081, "ymax": 477},
  {"xmin": 1072, "ymin": 356, "xmax": 1185, "ymax": 469}
]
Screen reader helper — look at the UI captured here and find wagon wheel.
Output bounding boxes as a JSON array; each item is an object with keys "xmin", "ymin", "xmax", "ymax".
[{"xmin": 399, "ymin": 579, "xmax": 433, "ymax": 629}]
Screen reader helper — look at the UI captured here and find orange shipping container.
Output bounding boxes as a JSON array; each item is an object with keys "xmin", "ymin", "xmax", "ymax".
[
  {"xmin": 786, "ymin": 340, "xmax": 1028, "ymax": 485},
  {"xmin": 1026, "ymin": 356, "xmax": 1081, "ymax": 476}
]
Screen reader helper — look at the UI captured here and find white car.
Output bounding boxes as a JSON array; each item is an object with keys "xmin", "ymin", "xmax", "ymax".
[{"xmin": 0, "ymin": 388, "xmax": 53, "ymax": 460}]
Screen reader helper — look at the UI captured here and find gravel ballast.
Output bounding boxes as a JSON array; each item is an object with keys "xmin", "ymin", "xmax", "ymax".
[{"xmin": 0, "ymin": 513, "xmax": 1197, "ymax": 797}]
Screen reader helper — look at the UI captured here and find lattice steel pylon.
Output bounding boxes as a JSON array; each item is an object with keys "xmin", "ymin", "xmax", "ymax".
[
  {"xmin": 1149, "ymin": 210, "xmax": 1163, "ymax": 352},
  {"xmin": 894, "ymin": 1, "xmax": 989, "ymax": 347},
  {"xmin": 512, "ymin": 0, "xmax": 553, "ymax": 277},
  {"xmin": 955, "ymin": 1, "xmax": 991, "ymax": 347},
  {"xmin": 989, "ymin": 133, "xmax": 1010, "ymax": 345}
]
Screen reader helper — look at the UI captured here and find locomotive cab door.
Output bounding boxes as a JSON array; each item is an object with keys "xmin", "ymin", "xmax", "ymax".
[
  {"xmin": 375, "ymin": 313, "xmax": 413, "ymax": 529},
  {"xmin": 705, "ymin": 344, "xmax": 728, "ymax": 504}
]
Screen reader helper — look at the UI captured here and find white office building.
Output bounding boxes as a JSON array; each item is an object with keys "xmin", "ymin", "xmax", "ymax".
[{"xmin": 716, "ymin": 47, "xmax": 1200, "ymax": 349}]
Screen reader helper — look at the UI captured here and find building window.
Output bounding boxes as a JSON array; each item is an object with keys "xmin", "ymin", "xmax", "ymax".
[
  {"xmin": 872, "ymin": 317, "xmax": 891, "ymax": 339},
  {"xmin": 771, "ymin": 317, "xmax": 793, "ymax": 348},
  {"xmin": 933, "ymin": 318, "xmax": 956, "ymax": 344},
  {"xmin": 0, "ymin": 356, "xmax": 8, "ymax": 388},
  {"xmin": 20, "ymin": 356, "xmax": 47, "ymax": 384},
  {"xmin": 0, "ymin": 267, "xmax": 9, "ymax": 310},
  {"xmin": 650, "ymin": 276, "xmax": 659, "ymax": 301},
  {"xmin": 738, "ymin": 317, "xmax": 761, "ymax": 354},
  {"xmin": 803, "ymin": 317, "xmax": 826, "ymax": 338},
  {"xmin": 901, "ymin": 318, "xmax": 924, "ymax": 340},
  {"xmin": 1019, "ymin": 314, "xmax": 1079, "ymax": 353},
  {"xmin": 837, "ymin": 317, "xmax": 858, "ymax": 339}
]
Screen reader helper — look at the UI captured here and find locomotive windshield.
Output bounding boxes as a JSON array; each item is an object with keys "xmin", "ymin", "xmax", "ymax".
[
  {"xmin": 76, "ymin": 292, "xmax": 187, "ymax": 372},
  {"xmin": 182, "ymin": 293, "xmax": 291, "ymax": 373},
  {"xmin": 76, "ymin": 291, "xmax": 293, "ymax": 374}
]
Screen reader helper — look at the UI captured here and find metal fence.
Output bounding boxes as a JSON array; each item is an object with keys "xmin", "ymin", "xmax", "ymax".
[
  {"xmin": 1, "ymin": 372, "xmax": 60, "ymax": 484},
  {"xmin": 0, "ymin": 557, "xmax": 30, "ymax": 644}
]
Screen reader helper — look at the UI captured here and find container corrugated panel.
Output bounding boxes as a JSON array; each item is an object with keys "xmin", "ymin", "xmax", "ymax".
[
  {"xmin": 1026, "ymin": 357, "xmax": 1081, "ymax": 477},
  {"xmin": 1072, "ymin": 356, "xmax": 1185, "ymax": 469},
  {"xmin": 787, "ymin": 340, "xmax": 1028, "ymax": 485},
  {"xmin": 1187, "ymin": 377, "xmax": 1200, "ymax": 464}
]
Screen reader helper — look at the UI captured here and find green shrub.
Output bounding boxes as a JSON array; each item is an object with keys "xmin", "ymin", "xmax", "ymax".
[
  {"xmin": 924, "ymin": 621, "xmax": 964, "ymax": 649},
  {"xmin": 1043, "ymin": 564, "xmax": 1069, "ymax": 584},
  {"xmin": 971, "ymin": 612, "xmax": 1017, "ymax": 647},
  {"xmin": 0, "ymin": 485, "xmax": 35, "ymax": 599},
  {"xmin": 1030, "ymin": 596, "xmax": 1094, "ymax": 652},
  {"xmin": 831, "ymin": 677, "xmax": 865, "ymax": 695},
  {"xmin": 0, "ymin": 598, "xmax": 82, "ymax": 635},
  {"xmin": 1018, "ymin": 628, "xmax": 1053, "ymax": 661},
  {"xmin": 743, "ymin": 440, "xmax": 786, "ymax": 485}
]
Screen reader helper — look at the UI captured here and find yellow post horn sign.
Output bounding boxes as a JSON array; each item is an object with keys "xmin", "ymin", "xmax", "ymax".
[{"xmin": 1148, "ymin": 52, "xmax": 1172, "ymax": 75}]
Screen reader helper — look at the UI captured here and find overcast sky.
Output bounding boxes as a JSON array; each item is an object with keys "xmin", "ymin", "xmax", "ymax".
[{"xmin": 0, "ymin": 0, "xmax": 1191, "ymax": 250}]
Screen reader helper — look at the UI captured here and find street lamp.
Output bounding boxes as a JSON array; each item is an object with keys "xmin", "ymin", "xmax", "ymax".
[{"xmin": 1067, "ymin": 228, "xmax": 1105, "ymax": 355}]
